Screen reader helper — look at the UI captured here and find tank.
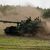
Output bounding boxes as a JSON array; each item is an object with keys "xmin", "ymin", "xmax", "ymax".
[{"xmin": 0, "ymin": 17, "xmax": 42, "ymax": 36}]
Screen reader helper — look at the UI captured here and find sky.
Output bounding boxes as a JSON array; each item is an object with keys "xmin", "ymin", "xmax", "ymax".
[{"xmin": 0, "ymin": 0, "xmax": 50, "ymax": 8}]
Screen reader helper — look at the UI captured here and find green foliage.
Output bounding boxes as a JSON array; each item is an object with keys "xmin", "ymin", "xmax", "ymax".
[{"xmin": 43, "ymin": 9, "xmax": 50, "ymax": 18}]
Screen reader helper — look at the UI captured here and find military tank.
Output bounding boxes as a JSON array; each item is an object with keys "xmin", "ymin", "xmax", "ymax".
[{"xmin": 0, "ymin": 17, "xmax": 42, "ymax": 36}]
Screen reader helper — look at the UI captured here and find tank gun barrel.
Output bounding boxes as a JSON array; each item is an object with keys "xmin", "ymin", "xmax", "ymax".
[{"xmin": 0, "ymin": 20, "xmax": 20, "ymax": 24}]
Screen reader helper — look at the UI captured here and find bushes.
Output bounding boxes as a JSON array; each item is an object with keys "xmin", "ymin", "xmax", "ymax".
[{"xmin": 43, "ymin": 9, "xmax": 50, "ymax": 18}]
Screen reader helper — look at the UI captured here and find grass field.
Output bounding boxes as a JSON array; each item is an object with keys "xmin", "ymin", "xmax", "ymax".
[
  {"xmin": 0, "ymin": 30, "xmax": 49, "ymax": 50},
  {"xmin": 0, "ymin": 36, "xmax": 50, "ymax": 50}
]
